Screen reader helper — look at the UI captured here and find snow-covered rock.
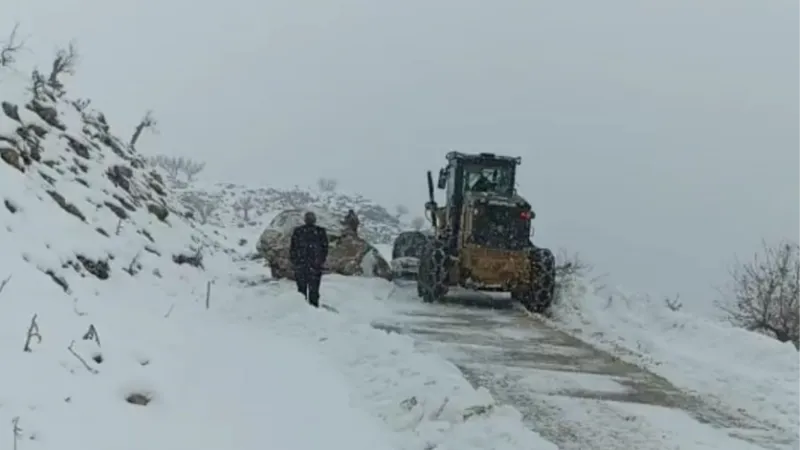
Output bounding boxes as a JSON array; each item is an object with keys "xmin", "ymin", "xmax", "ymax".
[{"xmin": 256, "ymin": 207, "xmax": 392, "ymax": 281}]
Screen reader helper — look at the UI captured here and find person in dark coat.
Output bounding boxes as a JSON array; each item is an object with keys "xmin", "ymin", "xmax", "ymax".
[
  {"xmin": 341, "ymin": 209, "xmax": 360, "ymax": 236},
  {"xmin": 289, "ymin": 211, "xmax": 329, "ymax": 307}
]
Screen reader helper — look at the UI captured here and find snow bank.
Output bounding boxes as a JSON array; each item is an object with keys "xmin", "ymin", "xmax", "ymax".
[
  {"xmin": 550, "ymin": 277, "xmax": 800, "ymax": 441},
  {"xmin": 0, "ymin": 261, "xmax": 398, "ymax": 450},
  {"xmin": 217, "ymin": 271, "xmax": 558, "ymax": 450}
]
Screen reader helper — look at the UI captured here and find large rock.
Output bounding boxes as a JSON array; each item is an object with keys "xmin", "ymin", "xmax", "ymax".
[{"xmin": 257, "ymin": 207, "xmax": 392, "ymax": 281}]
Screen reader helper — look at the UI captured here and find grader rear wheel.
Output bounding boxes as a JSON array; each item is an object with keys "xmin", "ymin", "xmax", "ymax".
[
  {"xmin": 416, "ymin": 239, "xmax": 449, "ymax": 303},
  {"xmin": 515, "ymin": 247, "xmax": 556, "ymax": 313}
]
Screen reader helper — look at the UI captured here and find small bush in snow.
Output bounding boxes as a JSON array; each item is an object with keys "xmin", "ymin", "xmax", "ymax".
[
  {"xmin": 553, "ymin": 249, "xmax": 592, "ymax": 304},
  {"xmin": 717, "ymin": 240, "xmax": 799, "ymax": 349},
  {"xmin": 180, "ymin": 192, "xmax": 220, "ymax": 225},
  {"xmin": 664, "ymin": 294, "xmax": 683, "ymax": 311},
  {"xmin": 233, "ymin": 196, "xmax": 255, "ymax": 221}
]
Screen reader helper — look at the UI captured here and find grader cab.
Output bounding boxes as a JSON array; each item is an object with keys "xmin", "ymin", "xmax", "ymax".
[{"xmin": 408, "ymin": 151, "xmax": 556, "ymax": 313}]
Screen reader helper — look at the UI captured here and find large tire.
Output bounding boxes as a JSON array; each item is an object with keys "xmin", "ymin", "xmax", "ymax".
[
  {"xmin": 416, "ymin": 239, "xmax": 449, "ymax": 303},
  {"xmin": 518, "ymin": 247, "xmax": 556, "ymax": 313}
]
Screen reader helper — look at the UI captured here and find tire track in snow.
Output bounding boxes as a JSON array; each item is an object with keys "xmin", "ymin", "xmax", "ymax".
[{"xmin": 372, "ymin": 293, "xmax": 790, "ymax": 450}]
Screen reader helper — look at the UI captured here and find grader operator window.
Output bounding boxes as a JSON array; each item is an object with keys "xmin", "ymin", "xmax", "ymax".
[{"xmin": 463, "ymin": 164, "xmax": 514, "ymax": 196}]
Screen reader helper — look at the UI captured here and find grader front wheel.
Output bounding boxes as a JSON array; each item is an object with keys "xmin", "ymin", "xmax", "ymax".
[{"xmin": 417, "ymin": 239, "xmax": 449, "ymax": 303}]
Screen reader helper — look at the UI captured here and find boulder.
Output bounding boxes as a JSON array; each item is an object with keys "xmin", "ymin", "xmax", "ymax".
[{"xmin": 257, "ymin": 207, "xmax": 392, "ymax": 281}]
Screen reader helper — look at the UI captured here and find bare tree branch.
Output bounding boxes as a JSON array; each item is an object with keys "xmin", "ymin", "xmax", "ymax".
[
  {"xmin": 23, "ymin": 314, "xmax": 41, "ymax": 352},
  {"xmin": 48, "ymin": 41, "xmax": 78, "ymax": 89},
  {"xmin": 82, "ymin": 324, "xmax": 101, "ymax": 346},
  {"xmin": 0, "ymin": 23, "xmax": 25, "ymax": 68},
  {"xmin": 0, "ymin": 274, "xmax": 11, "ymax": 295},
  {"xmin": 12, "ymin": 416, "xmax": 21, "ymax": 450},
  {"xmin": 130, "ymin": 110, "xmax": 158, "ymax": 148},
  {"xmin": 67, "ymin": 340, "xmax": 98, "ymax": 374}
]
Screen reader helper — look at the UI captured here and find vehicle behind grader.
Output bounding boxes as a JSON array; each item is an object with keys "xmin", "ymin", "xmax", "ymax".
[{"xmin": 392, "ymin": 151, "xmax": 556, "ymax": 312}]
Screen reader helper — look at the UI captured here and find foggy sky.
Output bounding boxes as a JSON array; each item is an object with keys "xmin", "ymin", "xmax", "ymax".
[{"xmin": 4, "ymin": 0, "xmax": 798, "ymax": 311}]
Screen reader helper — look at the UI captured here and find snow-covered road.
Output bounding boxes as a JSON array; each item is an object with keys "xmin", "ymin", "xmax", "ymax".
[{"xmin": 365, "ymin": 288, "xmax": 794, "ymax": 450}]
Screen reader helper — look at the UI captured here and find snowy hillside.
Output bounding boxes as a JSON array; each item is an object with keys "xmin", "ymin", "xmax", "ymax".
[
  {"xmin": 173, "ymin": 181, "xmax": 409, "ymax": 250},
  {"xmin": 0, "ymin": 66, "xmax": 232, "ymax": 296}
]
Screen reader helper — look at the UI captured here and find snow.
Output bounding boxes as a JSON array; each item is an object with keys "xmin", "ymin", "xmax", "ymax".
[
  {"xmin": 2, "ymin": 51, "xmax": 797, "ymax": 450},
  {"xmin": 217, "ymin": 272, "xmax": 558, "ymax": 450},
  {"xmin": 0, "ymin": 270, "xmax": 394, "ymax": 450},
  {"xmin": 548, "ymin": 277, "xmax": 800, "ymax": 446},
  {"xmin": 0, "ymin": 65, "xmax": 557, "ymax": 450}
]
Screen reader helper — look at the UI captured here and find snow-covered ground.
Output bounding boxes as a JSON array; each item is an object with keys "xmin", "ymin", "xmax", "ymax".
[
  {"xmin": 548, "ymin": 278, "xmax": 800, "ymax": 446},
  {"xmin": 219, "ymin": 270, "xmax": 558, "ymax": 450},
  {"xmin": 0, "ymin": 263, "xmax": 402, "ymax": 450}
]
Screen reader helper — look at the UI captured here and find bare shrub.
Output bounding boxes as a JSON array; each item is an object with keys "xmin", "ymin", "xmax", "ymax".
[
  {"xmin": 149, "ymin": 155, "xmax": 181, "ymax": 181},
  {"xmin": 130, "ymin": 110, "xmax": 158, "ymax": 149},
  {"xmin": 183, "ymin": 159, "xmax": 205, "ymax": 182},
  {"xmin": 48, "ymin": 41, "xmax": 78, "ymax": 90},
  {"xmin": 664, "ymin": 294, "xmax": 683, "ymax": 311},
  {"xmin": 181, "ymin": 193, "xmax": 220, "ymax": 225},
  {"xmin": 553, "ymin": 249, "xmax": 592, "ymax": 303},
  {"xmin": 233, "ymin": 196, "xmax": 255, "ymax": 221},
  {"xmin": 716, "ymin": 240, "xmax": 799, "ymax": 348},
  {"xmin": 149, "ymin": 155, "xmax": 205, "ymax": 183},
  {"xmin": 317, "ymin": 177, "xmax": 337, "ymax": 192},
  {"xmin": 0, "ymin": 23, "xmax": 25, "ymax": 68}
]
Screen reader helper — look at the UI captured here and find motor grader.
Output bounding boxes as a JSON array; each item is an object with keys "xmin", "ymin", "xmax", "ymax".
[{"xmin": 394, "ymin": 151, "xmax": 556, "ymax": 312}]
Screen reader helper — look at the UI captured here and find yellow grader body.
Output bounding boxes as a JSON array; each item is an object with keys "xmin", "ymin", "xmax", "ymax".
[{"xmin": 396, "ymin": 151, "xmax": 556, "ymax": 313}]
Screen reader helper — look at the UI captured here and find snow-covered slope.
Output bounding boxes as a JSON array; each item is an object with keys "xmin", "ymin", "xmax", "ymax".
[
  {"xmin": 175, "ymin": 181, "xmax": 409, "ymax": 250},
  {"xmin": 548, "ymin": 277, "xmax": 800, "ymax": 447},
  {"xmin": 0, "ymin": 61, "xmax": 557, "ymax": 449}
]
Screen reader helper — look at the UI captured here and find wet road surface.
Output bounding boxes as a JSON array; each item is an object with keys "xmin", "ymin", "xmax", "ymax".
[{"xmin": 371, "ymin": 292, "xmax": 791, "ymax": 450}]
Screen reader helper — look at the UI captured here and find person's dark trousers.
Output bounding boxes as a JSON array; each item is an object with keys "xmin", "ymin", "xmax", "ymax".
[
  {"xmin": 294, "ymin": 267, "xmax": 321, "ymax": 307},
  {"xmin": 305, "ymin": 270, "xmax": 322, "ymax": 307},
  {"xmin": 295, "ymin": 271, "xmax": 308, "ymax": 297}
]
